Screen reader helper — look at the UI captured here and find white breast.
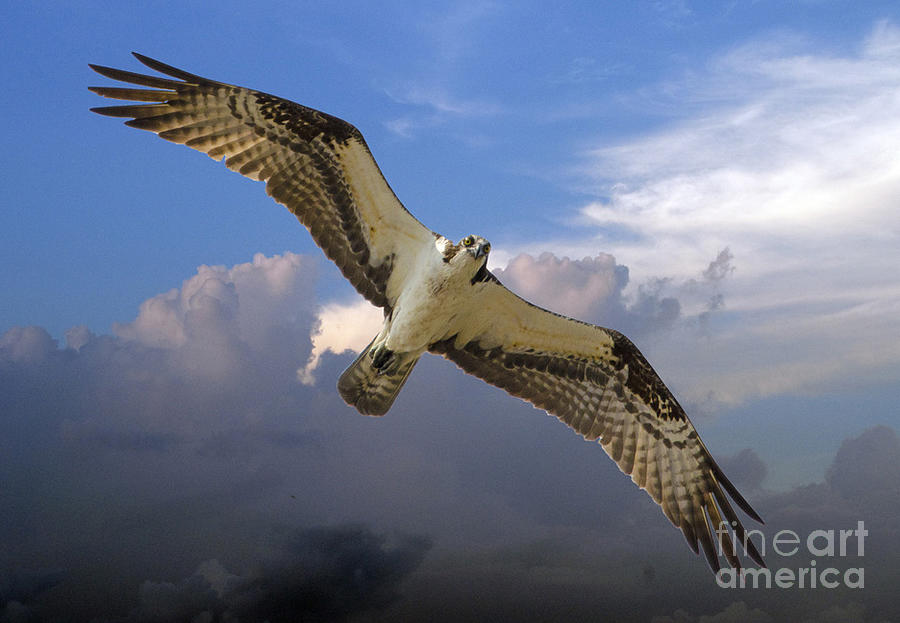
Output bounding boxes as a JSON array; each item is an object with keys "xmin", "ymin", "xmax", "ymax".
[{"xmin": 384, "ymin": 238, "xmax": 472, "ymax": 353}]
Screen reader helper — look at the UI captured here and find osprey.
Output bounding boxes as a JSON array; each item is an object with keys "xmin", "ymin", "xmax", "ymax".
[{"xmin": 90, "ymin": 54, "xmax": 764, "ymax": 572}]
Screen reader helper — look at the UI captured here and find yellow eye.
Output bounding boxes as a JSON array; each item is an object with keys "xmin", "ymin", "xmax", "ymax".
[
  {"xmin": 463, "ymin": 235, "xmax": 475, "ymax": 247},
  {"xmin": 483, "ymin": 243, "xmax": 490, "ymax": 254}
]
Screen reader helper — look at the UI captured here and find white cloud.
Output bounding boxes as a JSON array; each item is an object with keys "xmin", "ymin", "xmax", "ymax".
[
  {"xmin": 557, "ymin": 21, "xmax": 900, "ymax": 404},
  {"xmin": 582, "ymin": 23, "xmax": 900, "ymax": 281},
  {"xmin": 114, "ymin": 252, "xmax": 317, "ymax": 353},
  {"xmin": 299, "ymin": 299, "xmax": 383, "ymax": 385},
  {"xmin": 493, "ymin": 252, "xmax": 626, "ymax": 321}
]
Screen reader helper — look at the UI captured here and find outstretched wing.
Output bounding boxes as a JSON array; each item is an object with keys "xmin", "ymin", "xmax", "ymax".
[
  {"xmin": 430, "ymin": 276, "xmax": 764, "ymax": 571},
  {"xmin": 89, "ymin": 53, "xmax": 435, "ymax": 311}
]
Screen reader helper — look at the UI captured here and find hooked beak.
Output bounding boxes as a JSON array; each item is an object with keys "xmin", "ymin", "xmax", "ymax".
[{"xmin": 474, "ymin": 242, "xmax": 489, "ymax": 259}]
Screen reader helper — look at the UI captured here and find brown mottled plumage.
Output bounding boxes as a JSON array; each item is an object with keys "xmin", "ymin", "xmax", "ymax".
[{"xmin": 90, "ymin": 53, "xmax": 764, "ymax": 572}]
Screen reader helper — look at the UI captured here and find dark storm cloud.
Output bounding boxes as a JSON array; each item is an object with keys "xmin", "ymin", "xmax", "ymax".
[
  {"xmin": 718, "ymin": 448, "xmax": 767, "ymax": 492},
  {"xmin": 0, "ymin": 253, "xmax": 330, "ymax": 620},
  {"xmin": 1, "ymin": 251, "xmax": 556, "ymax": 620},
  {"xmin": 0, "ymin": 570, "xmax": 65, "ymax": 623},
  {"xmin": 121, "ymin": 526, "xmax": 431, "ymax": 623},
  {"xmin": 654, "ymin": 599, "xmax": 889, "ymax": 623},
  {"xmin": 826, "ymin": 425, "xmax": 900, "ymax": 502},
  {"xmin": 385, "ymin": 424, "xmax": 900, "ymax": 623},
  {"xmin": 2, "ymin": 251, "xmax": 898, "ymax": 622},
  {"xmin": 652, "ymin": 601, "xmax": 774, "ymax": 623}
]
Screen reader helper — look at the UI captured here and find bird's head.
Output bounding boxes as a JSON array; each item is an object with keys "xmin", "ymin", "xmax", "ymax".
[
  {"xmin": 459, "ymin": 234, "xmax": 491, "ymax": 261},
  {"xmin": 450, "ymin": 234, "xmax": 492, "ymax": 284},
  {"xmin": 441, "ymin": 234, "xmax": 492, "ymax": 280}
]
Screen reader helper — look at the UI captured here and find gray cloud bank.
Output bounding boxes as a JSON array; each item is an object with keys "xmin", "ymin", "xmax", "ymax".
[
  {"xmin": 2, "ymin": 251, "xmax": 898, "ymax": 622},
  {"xmin": 117, "ymin": 526, "xmax": 430, "ymax": 623}
]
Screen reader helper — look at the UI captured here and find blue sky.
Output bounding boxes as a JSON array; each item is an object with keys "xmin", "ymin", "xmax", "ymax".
[{"xmin": 3, "ymin": 2, "xmax": 900, "ymax": 621}]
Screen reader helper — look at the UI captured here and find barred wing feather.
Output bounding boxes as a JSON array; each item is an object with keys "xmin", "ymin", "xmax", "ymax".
[
  {"xmin": 90, "ymin": 53, "xmax": 434, "ymax": 312},
  {"xmin": 430, "ymin": 277, "xmax": 764, "ymax": 571},
  {"xmin": 91, "ymin": 54, "xmax": 764, "ymax": 572}
]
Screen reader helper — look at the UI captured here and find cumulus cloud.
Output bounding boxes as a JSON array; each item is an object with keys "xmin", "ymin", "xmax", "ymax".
[
  {"xmin": 493, "ymin": 249, "xmax": 729, "ymax": 338},
  {"xmin": 114, "ymin": 251, "xmax": 317, "ymax": 353},
  {"xmin": 484, "ymin": 249, "xmax": 747, "ymax": 410},
  {"xmin": 35, "ymin": 252, "xmax": 319, "ymax": 445},
  {"xmin": 2, "ymin": 249, "xmax": 899, "ymax": 622},
  {"xmin": 0, "ymin": 326, "xmax": 57, "ymax": 364},
  {"xmin": 493, "ymin": 252, "xmax": 628, "ymax": 322},
  {"xmin": 298, "ymin": 299, "xmax": 382, "ymax": 385}
]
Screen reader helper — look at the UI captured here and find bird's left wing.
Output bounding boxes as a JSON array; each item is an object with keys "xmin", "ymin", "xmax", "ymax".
[
  {"xmin": 429, "ymin": 276, "xmax": 764, "ymax": 571},
  {"xmin": 90, "ymin": 53, "xmax": 435, "ymax": 311}
]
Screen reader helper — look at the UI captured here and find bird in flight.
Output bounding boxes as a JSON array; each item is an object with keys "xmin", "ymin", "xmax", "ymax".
[{"xmin": 90, "ymin": 53, "xmax": 764, "ymax": 572}]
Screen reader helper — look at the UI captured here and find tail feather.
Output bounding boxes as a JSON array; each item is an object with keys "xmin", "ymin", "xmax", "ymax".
[{"xmin": 338, "ymin": 341, "xmax": 420, "ymax": 416}]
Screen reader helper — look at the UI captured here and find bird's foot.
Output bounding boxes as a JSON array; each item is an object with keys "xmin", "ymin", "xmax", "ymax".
[{"xmin": 370, "ymin": 345, "xmax": 395, "ymax": 372}]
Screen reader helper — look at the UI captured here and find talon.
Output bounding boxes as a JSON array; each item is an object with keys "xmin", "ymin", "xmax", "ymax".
[{"xmin": 371, "ymin": 346, "xmax": 395, "ymax": 371}]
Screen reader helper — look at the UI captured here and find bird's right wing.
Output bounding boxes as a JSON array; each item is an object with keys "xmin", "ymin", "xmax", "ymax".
[
  {"xmin": 90, "ymin": 53, "xmax": 436, "ymax": 312},
  {"xmin": 430, "ymin": 275, "xmax": 764, "ymax": 571}
]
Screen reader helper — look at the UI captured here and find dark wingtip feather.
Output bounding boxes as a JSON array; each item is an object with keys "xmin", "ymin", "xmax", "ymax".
[
  {"xmin": 88, "ymin": 63, "xmax": 181, "ymax": 89},
  {"xmin": 694, "ymin": 507, "xmax": 721, "ymax": 573},
  {"xmin": 90, "ymin": 105, "xmax": 136, "ymax": 117},
  {"xmin": 131, "ymin": 52, "xmax": 216, "ymax": 85},
  {"xmin": 680, "ymin": 521, "xmax": 700, "ymax": 555},
  {"xmin": 746, "ymin": 537, "xmax": 767, "ymax": 568},
  {"xmin": 88, "ymin": 86, "xmax": 174, "ymax": 103},
  {"xmin": 712, "ymin": 486, "xmax": 767, "ymax": 570},
  {"xmin": 705, "ymin": 495, "xmax": 741, "ymax": 569},
  {"xmin": 90, "ymin": 104, "xmax": 167, "ymax": 119},
  {"xmin": 708, "ymin": 455, "xmax": 765, "ymax": 524},
  {"xmin": 714, "ymin": 520, "xmax": 742, "ymax": 570},
  {"xmin": 699, "ymin": 535, "xmax": 721, "ymax": 574},
  {"xmin": 88, "ymin": 63, "xmax": 118, "ymax": 79}
]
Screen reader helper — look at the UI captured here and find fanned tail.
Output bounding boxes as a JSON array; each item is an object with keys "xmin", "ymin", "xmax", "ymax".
[{"xmin": 338, "ymin": 340, "xmax": 420, "ymax": 416}]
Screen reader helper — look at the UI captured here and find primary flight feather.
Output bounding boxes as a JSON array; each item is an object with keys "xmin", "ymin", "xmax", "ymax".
[{"xmin": 90, "ymin": 53, "xmax": 764, "ymax": 572}]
